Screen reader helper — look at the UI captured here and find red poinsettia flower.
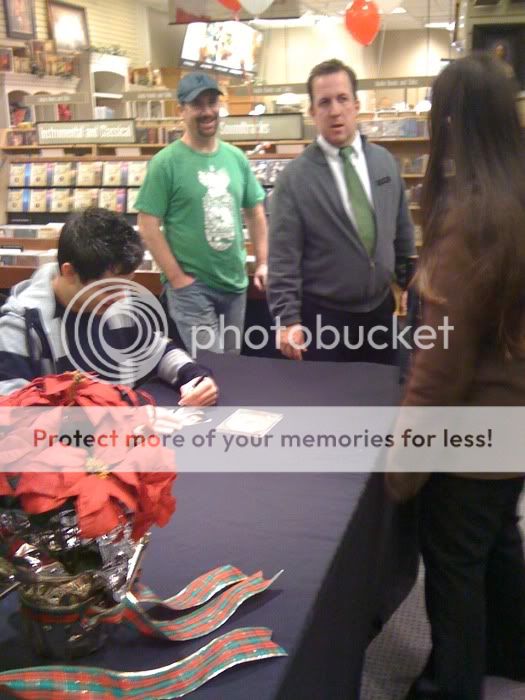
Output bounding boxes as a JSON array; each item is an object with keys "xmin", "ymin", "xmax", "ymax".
[
  {"xmin": 0, "ymin": 372, "xmax": 151, "ymax": 409},
  {"xmin": 0, "ymin": 383, "xmax": 52, "ymax": 407},
  {"xmin": 15, "ymin": 445, "xmax": 86, "ymax": 514},
  {"xmin": 15, "ymin": 438, "xmax": 176, "ymax": 540},
  {"xmin": 1, "ymin": 371, "xmax": 177, "ymax": 542},
  {"xmin": 0, "ymin": 473, "xmax": 13, "ymax": 497},
  {"xmin": 132, "ymin": 471, "xmax": 177, "ymax": 540},
  {"xmin": 39, "ymin": 372, "xmax": 144, "ymax": 407},
  {"xmin": 0, "ymin": 434, "xmax": 35, "ymax": 470}
]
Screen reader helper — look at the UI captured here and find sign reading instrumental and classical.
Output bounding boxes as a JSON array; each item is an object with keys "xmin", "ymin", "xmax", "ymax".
[
  {"xmin": 37, "ymin": 119, "xmax": 136, "ymax": 145},
  {"xmin": 219, "ymin": 114, "xmax": 303, "ymax": 141}
]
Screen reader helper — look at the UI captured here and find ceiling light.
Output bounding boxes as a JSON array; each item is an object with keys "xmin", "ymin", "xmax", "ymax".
[
  {"xmin": 275, "ymin": 92, "xmax": 300, "ymax": 105},
  {"xmin": 415, "ymin": 99, "xmax": 432, "ymax": 112},
  {"xmin": 249, "ymin": 103, "xmax": 266, "ymax": 115},
  {"xmin": 390, "ymin": 6, "xmax": 407, "ymax": 13},
  {"xmin": 424, "ymin": 21, "xmax": 455, "ymax": 30}
]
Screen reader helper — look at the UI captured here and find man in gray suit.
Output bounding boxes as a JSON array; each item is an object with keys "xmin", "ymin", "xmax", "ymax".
[{"xmin": 268, "ymin": 59, "xmax": 415, "ymax": 363}]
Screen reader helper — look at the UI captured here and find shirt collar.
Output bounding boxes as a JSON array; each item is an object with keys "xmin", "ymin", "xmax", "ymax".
[
  {"xmin": 317, "ymin": 131, "xmax": 363, "ymax": 159},
  {"xmin": 54, "ymin": 295, "xmax": 66, "ymax": 318}
]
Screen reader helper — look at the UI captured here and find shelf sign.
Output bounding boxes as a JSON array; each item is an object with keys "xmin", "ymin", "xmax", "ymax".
[
  {"xmin": 36, "ymin": 119, "xmax": 136, "ymax": 145},
  {"xmin": 122, "ymin": 89, "xmax": 178, "ymax": 101},
  {"xmin": 230, "ymin": 84, "xmax": 307, "ymax": 97},
  {"xmin": 23, "ymin": 93, "xmax": 90, "ymax": 106},
  {"xmin": 229, "ymin": 77, "xmax": 434, "ymax": 97},
  {"xmin": 357, "ymin": 76, "xmax": 434, "ymax": 90},
  {"xmin": 219, "ymin": 114, "xmax": 303, "ymax": 142}
]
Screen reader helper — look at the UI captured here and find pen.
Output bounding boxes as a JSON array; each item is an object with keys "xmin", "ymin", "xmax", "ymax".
[{"xmin": 0, "ymin": 580, "xmax": 19, "ymax": 601}]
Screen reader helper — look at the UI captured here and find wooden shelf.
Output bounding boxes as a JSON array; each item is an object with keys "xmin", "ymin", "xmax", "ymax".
[
  {"xmin": 247, "ymin": 153, "xmax": 295, "ymax": 160},
  {"xmin": 2, "ymin": 145, "xmax": 95, "ymax": 154},
  {"xmin": 409, "ymin": 205, "xmax": 421, "ymax": 210},
  {"xmin": 2, "ymin": 142, "xmax": 305, "ymax": 158},
  {"xmin": 0, "ymin": 266, "xmax": 265, "ymax": 299},
  {"xmin": 0, "ymin": 265, "xmax": 38, "ymax": 289},
  {"xmin": 1, "ymin": 143, "xmax": 169, "ymax": 154},
  {"xmin": 0, "ymin": 265, "xmax": 161, "ymax": 294},
  {"xmin": 232, "ymin": 139, "xmax": 310, "ymax": 147},
  {"xmin": 8, "ymin": 154, "xmax": 152, "ymax": 163},
  {"xmin": 1, "ymin": 146, "xmax": 41, "ymax": 151},
  {"xmin": 2, "ymin": 138, "xmax": 428, "ymax": 156},
  {"xmin": 0, "ymin": 237, "xmax": 58, "ymax": 249},
  {"xmin": 370, "ymin": 137, "xmax": 428, "ymax": 144},
  {"xmin": 401, "ymin": 173, "xmax": 425, "ymax": 179},
  {"xmin": 98, "ymin": 143, "xmax": 166, "ymax": 148}
]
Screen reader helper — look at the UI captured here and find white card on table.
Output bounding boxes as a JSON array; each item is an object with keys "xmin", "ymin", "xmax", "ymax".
[{"xmin": 216, "ymin": 409, "xmax": 283, "ymax": 438}]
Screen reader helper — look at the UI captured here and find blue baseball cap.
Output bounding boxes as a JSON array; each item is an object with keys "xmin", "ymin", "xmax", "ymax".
[{"xmin": 177, "ymin": 72, "xmax": 223, "ymax": 104}]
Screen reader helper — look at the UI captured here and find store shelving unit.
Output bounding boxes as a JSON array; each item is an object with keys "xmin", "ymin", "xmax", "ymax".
[
  {"xmin": 0, "ymin": 114, "xmax": 429, "ymax": 286},
  {"xmin": 74, "ymin": 53, "xmax": 130, "ymax": 121},
  {"xmin": 0, "ymin": 72, "xmax": 81, "ymax": 128}
]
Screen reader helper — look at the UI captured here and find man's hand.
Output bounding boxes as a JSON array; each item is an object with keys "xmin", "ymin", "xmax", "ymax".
[
  {"xmin": 278, "ymin": 324, "xmax": 306, "ymax": 361},
  {"xmin": 179, "ymin": 376, "xmax": 218, "ymax": 406},
  {"xmin": 170, "ymin": 272, "xmax": 196, "ymax": 290},
  {"xmin": 253, "ymin": 262, "xmax": 268, "ymax": 292}
]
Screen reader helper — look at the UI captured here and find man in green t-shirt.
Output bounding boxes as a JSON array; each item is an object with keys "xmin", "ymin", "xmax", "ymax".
[{"xmin": 136, "ymin": 72, "xmax": 268, "ymax": 357}]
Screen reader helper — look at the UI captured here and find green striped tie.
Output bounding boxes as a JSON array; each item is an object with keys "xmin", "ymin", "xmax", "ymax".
[{"xmin": 340, "ymin": 146, "xmax": 376, "ymax": 255}]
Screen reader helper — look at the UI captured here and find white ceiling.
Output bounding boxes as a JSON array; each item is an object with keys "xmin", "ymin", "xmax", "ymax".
[{"xmin": 144, "ymin": 0, "xmax": 456, "ymax": 31}]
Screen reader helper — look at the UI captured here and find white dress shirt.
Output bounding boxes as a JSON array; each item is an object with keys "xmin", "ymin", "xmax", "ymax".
[{"xmin": 317, "ymin": 132, "xmax": 374, "ymax": 231}]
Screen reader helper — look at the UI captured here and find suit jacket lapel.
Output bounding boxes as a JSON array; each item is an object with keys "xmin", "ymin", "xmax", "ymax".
[{"xmin": 363, "ymin": 140, "xmax": 385, "ymax": 234}]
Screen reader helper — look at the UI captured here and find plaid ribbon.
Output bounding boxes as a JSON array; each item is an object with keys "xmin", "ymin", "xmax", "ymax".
[
  {"xmin": 84, "ymin": 570, "xmax": 283, "ymax": 641},
  {"xmin": 0, "ymin": 627, "xmax": 286, "ymax": 699},
  {"xmin": 133, "ymin": 564, "xmax": 248, "ymax": 610},
  {"xmin": 0, "ymin": 566, "xmax": 286, "ymax": 698}
]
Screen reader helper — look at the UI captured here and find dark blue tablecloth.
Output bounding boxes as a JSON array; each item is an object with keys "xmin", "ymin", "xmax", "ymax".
[{"xmin": 0, "ymin": 354, "xmax": 418, "ymax": 700}]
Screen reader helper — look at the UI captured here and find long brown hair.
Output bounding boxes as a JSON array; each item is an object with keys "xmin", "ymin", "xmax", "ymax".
[{"xmin": 418, "ymin": 53, "xmax": 525, "ymax": 354}]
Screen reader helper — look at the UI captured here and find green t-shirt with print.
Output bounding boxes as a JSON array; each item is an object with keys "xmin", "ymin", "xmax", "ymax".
[{"xmin": 135, "ymin": 139, "xmax": 265, "ymax": 292}]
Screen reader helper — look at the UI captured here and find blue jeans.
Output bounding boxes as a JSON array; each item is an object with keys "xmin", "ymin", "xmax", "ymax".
[{"xmin": 163, "ymin": 280, "xmax": 246, "ymax": 357}]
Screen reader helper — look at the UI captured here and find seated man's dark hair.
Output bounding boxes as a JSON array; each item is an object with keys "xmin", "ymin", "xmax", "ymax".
[{"xmin": 57, "ymin": 208, "xmax": 144, "ymax": 282}]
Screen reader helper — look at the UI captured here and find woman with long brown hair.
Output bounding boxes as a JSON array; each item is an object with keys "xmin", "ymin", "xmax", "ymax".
[{"xmin": 401, "ymin": 54, "xmax": 525, "ymax": 699}]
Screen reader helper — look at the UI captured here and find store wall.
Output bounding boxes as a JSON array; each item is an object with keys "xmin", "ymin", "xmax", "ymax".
[
  {"xmin": 258, "ymin": 25, "xmax": 375, "ymax": 85},
  {"xmin": 376, "ymin": 29, "xmax": 451, "ymax": 76},
  {"xmin": 372, "ymin": 29, "xmax": 451, "ymax": 107},
  {"xmin": 257, "ymin": 26, "xmax": 450, "ymax": 111},
  {"xmin": 0, "ymin": 0, "xmax": 147, "ymax": 67},
  {"xmin": 257, "ymin": 27, "xmax": 450, "ymax": 83},
  {"xmin": 147, "ymin": 7, "xmax": 186, "ymax": 68}
]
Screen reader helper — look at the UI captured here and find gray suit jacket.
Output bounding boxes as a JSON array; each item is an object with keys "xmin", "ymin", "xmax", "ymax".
[{"xmin": 267, "ymin": 137, "xmax": 416, "ymax": 325}]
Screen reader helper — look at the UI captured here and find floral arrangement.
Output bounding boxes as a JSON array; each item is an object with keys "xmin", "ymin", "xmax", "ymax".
[
  {"xmin": 0, "ymin": 371, "xmax": 176, "ymax": 540},
  {"xmin": 0, "ymin": 374, "xmax": 288, "ymax": 693},
  {"xmin": 0, "ymin": 371, "xmax": 177, "ymax": 657}
]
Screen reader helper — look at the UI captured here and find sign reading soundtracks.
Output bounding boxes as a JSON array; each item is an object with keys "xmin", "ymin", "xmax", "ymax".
[
  {"xmin": 219, "ymin": 114, "xmax": 303, "ymax": 142},
  {"xmin": 37, "ymin": 120, "xmax": 136, "ymax": 145}
]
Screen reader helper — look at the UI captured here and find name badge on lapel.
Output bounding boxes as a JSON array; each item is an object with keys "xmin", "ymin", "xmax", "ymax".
[{"xmin": 376, "ymin": 176, "xmax": 391, "ymax": 186}]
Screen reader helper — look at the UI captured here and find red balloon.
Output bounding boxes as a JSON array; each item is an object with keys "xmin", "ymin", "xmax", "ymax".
[
  {"xmin": 345, "ymin": 0, "xmax": 380, "ymax": 46},
  {"xmin": 217, "ymin": 0, "xmax": 242, "ymax": 12}
]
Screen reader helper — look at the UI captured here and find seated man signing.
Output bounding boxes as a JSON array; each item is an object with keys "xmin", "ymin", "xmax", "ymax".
[{"xmin": 0, "ymin": 207, "xmax": 218, "ymax": 405}]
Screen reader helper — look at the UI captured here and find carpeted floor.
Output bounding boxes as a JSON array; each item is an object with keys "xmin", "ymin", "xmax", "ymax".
[{"xmin": 361, "ymin": 496, "xmax": 525, "ymax": 700}]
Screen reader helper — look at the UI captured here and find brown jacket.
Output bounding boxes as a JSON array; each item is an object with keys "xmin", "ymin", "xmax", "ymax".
[{"xmin": 387, "ymin": 239, "xmax": 525, "ymax": 500}]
